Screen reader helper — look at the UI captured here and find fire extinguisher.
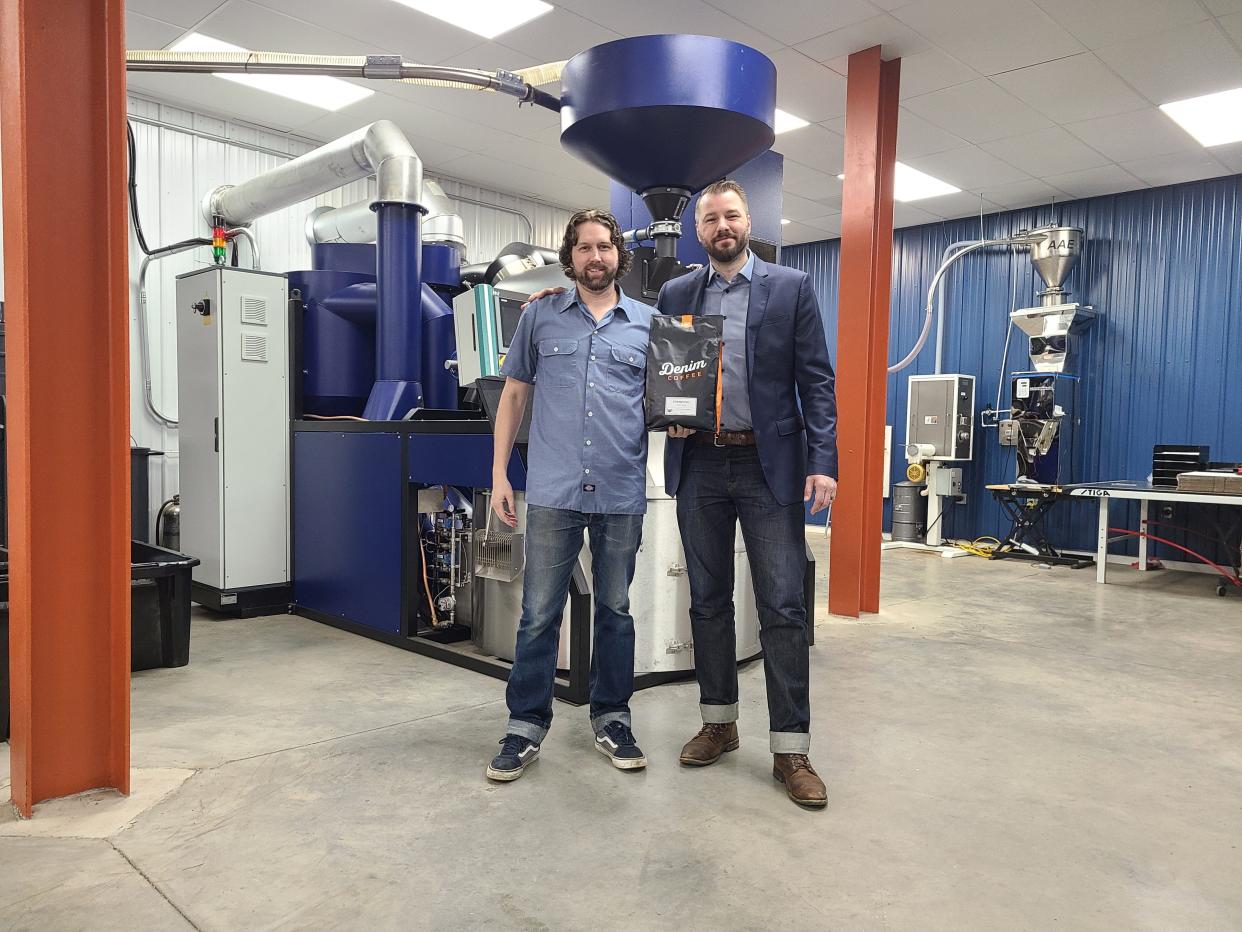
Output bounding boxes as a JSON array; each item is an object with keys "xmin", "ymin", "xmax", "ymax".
[{"xmin": 157, "ymin": 495, "xmax": 181, "ymax": 552}]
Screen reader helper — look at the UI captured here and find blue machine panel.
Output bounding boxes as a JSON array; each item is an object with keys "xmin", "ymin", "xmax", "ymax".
[
  {"xmin": 407, "ymin": 433, "xmax": 526, "ymax": 491},
  {"xmin": 293, "ymin": 431, "xmax": 404, "ymax": 635}
]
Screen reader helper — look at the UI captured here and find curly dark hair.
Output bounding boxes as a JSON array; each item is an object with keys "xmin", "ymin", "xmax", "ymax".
[{"xmin": 558, "ymin": 208, "xmax": 633, "ymax": 280}]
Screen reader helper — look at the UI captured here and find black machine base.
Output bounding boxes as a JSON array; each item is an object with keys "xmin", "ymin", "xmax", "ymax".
[
  {"xmin": 989, "ymin": 485, "xmax": 1094, "ymax": 569},
  {"xmin": 192, "ymin": 581, "xmax": 292, "ymax": 617}
]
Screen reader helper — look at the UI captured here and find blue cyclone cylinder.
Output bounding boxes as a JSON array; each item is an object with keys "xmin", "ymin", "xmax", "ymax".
[
  {"xmin": 375, "ymin": 203, "xmax": 424, "ymax": 383},
  {"xmin": 560, "ymin": 35, "xmax": 776, "ymax": 195},
  {"xmin": 420, "ymin": 287, "xmax": 458, "ymax": 409}
]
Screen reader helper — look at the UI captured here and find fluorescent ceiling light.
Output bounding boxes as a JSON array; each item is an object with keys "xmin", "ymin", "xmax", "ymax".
[
  {"xmin": 1160, "ymin": 86, "xmax": 1242, "ymax": 147},
  {"xmin": 774, "ymin": 108, "xmax": 810, "ymax": 134},
  {"xmin": 780, "ymin": 218, "xmax": 791, "ymax": 225},
  {"xmin": 170, "ymin": 34, "xmax": 373, "ymax": 111},
  {"xmin": 388, "ymin": 0, "xmax": 553, "ymax": 39},
  {"xmin": 836, "ymin": 162, "xmax": 960, "ymax": 202}
]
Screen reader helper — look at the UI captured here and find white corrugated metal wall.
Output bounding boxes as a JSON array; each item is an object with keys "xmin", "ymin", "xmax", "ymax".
[{"xmin": 122, "ymin": 95, "xmax": 575, "ymax": 533}]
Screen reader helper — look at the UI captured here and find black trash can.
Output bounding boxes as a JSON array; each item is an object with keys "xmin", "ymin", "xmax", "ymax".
[
  {"xmin": 1, "ymin": 543, "xmax": 200, "ymax": 741},
  {"xmin": 130, "ymin": 541, "xmax": 200, "ymax": 672}
]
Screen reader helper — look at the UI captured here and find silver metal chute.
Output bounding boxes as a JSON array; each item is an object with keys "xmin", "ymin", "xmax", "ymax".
[
  {"xmin": 1027, "ymin": 226, "xmax": 1084, "ymax": 306},
  {"xmin": 306, "ymin": 179, "xmax": 466, "ymax": 249},
  {"xmin": 202, "ymin": 120, "xmax": 423, "ymax": 227}
]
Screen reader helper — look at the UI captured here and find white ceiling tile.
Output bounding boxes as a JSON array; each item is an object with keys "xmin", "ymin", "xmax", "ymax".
[
  {"xmin": 553, "ymin": 0, "xmax": 784, "ymax": 54},
  {"xmin": 794, "ymin": 14, "xmax": 932, "ymax": 68},
  {"xmin": 442, "ymin": 153, "xmax": 578, "ymax": 206},
  {"xmin": 1031, "ymin": 0, "xmax": 1210, "ymax": 48},
  {"xmin": 495, "ymin": 9, "xmax": 622, "ymax": 65},
  {"xmin": 890, "ymin": 0, "xmax": 1084, "ymax": 75},
  {"xmin": 244, "ymin": 0, "xmax": 479, "ymax": 61},
  {"xmin": 1043, "ymin": 164, "xmax": 1147, "ymax": 199},
  {"xmin": 903, "ymin": 145, "xmax": 1032, "ymax": 189},
  {"xmin": 1205, "ymin": 0, "xmax": 1242, "ymax": 11},
  {"xmin": 1062, "ymin": 109, "xmax": 1203, "ymax": 162},
  {"xmin": 892, "ymin": 203, "xmax": 942, "ymax": 228},
  {"xmin": 385, "ymin": 81, "xmax": 561, "ymax": 138},
  {"xmin": 125, "ymin": 71, "xmax": 333, "ymax": 131},
  {"xmin": 892, "ymin": 48, "xmax": 980, "ymax": 98},
  {"xmin": 990, "ymin": 54, "xmax": 1148, "ymax": 124},
  {"xmin": 435, "ymin": 43, "xmax": 539, "ymax": 72},
  {"xmin": 126, "ymin": 11, "xmax": 185, "ymax": 48},
  {"xmin": 1220, "ymin": 12, "xmax": 1242, "ymax": 44},
  {"xmin": 781, "ymin": 220, "xmax": 835, "ymax": 245},
  {"xmin": 981, "ymin": 126, "xmax": 1110, "ymax": 177},
  {"xmin": 903, "ymin": 79, "xmax": 1052, "ymax": 144},
  {"xmin": 126, "ymin": 0, "xmax": 225, "ymax": 29},
  {"xmin": 781, "ymin": 192, "xmax": 837, "ymax": 222},
  {"xmin": 915, "ymin": 190, "xmax": 999, "ymax": 221},
  {"xmin": 979, "ymin": 179, "xmax": 1069, "ymax": 210},
  {"xmin": 805, "ymin": 214, "xmax": 843, "ymax": 237},
  {"xmin": 772, "ymin": 124, "xmax": 846, "ymax": 174},
  {"xmin": 1211, "ymin": 141, "xmax": 1242, "ymax": 173},
  {"xmin": 894, "ymin": 109, "xmax": 968, "ymax": 159},
  {"xmin": 781, "ymin": 161, "xmax": 844, "ymax": 202},
  {"xmin": 1095, "ymin": 19, "xmax": 1242, "ymax": 103},
  {"xmin": 1121, "ymin": 151, "xmax": 1232, "ymax": 187},
  {"xmin": 704, "ymin": 0, "xmax": 883, "ymax": 48},
  {"xmin": 768, "ymin": 49, "xmax": 849, "ymax": 123},
  {"xmin": 195, "ymin": 0, "xmax": 383, "ymax": 52}
]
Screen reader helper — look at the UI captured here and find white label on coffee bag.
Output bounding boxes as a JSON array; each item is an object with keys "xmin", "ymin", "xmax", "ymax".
[{"xmin": 665, "ymin": 397, "xmax": 698, "ymax": 416}]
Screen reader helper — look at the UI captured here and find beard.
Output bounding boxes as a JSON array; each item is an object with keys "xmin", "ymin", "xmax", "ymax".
[
  {"xmin": 705, "ymin": 228, "xmax": 750, "ymax": 264},
  {"xmin": 575, "ymin": 261, "xmax": 618, "ymax": 294}
]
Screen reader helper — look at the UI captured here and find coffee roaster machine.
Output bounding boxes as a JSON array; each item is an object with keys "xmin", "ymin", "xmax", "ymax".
[{"xmin": 174, "ymin": 35, "xmax": 814, "ymax": 702}]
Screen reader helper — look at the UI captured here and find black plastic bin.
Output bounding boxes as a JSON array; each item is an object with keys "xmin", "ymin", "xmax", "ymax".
[{"xmin": 1, "ymin": 542, "xmax": 199, "ymax": 743}]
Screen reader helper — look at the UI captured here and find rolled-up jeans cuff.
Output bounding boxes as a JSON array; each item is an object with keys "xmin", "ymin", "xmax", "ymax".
[
  {"xmin": 700, "ymin": 702, "xmax": 738, "ymax": 724},
  {"xmin": 506, "ymin": 719, "xmax": 548, "ymax": 745},
  {"xmin": 590, "ymin": 710, "xmax": 631, "ymax": 734},
  {"xmin": 770, "ymin": 731, "xmax": 811, "ymax": 754}
]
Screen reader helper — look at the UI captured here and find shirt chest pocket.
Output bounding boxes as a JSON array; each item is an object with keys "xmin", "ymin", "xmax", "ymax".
[
  {"xmin": 536, "ymin": 339, "xmax": 580, "ymax": 386},
  {"xmin": 605, "ymin": 344, "xmax": 646, "ymax": 394}
]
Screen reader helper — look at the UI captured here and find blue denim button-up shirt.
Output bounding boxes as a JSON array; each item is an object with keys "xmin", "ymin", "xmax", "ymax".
[{"xmin": 501, "ymin": 286, "xmax": 655, "ymax": 515}]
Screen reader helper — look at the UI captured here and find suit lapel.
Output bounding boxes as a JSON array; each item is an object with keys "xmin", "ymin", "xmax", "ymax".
[{"xmin": 744, "ymin": 256, "xmax": 770, "ymax": 384}]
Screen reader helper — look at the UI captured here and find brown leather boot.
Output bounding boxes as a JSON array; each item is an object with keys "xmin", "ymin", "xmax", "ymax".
[
  {"xmin": 679, "ymin": 722, "xmax": 740, "ymax": 766},
  {"xmin": 773, "ymin": 754, "xmax": 827, "ymax": 808}
]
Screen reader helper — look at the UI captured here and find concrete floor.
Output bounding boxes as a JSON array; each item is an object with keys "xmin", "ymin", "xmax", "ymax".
[{"xmin": 2, "ymin": 539, "xmax": 1240, "ymax": 931}]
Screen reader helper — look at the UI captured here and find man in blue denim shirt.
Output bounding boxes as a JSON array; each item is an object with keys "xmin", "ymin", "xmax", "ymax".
[{"xmin": 485, "ymin": 209, "xmax": 656, "ymax": 782}]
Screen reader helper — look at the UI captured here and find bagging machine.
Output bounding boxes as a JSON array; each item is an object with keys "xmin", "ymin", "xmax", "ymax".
[{"xmin": 173, "ymin": 35, "xmax": 812, "ymax": 701}]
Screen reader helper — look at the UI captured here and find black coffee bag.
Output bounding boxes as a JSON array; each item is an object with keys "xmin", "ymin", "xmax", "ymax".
[{"xmin": 645, "ymin": 314, "xmax": 725, "ymax": 431}]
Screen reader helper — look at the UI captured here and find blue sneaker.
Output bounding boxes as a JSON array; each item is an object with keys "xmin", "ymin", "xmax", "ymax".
[
  {"xmin": 486, "ymin": 734, "xmax": 540, "ymax": 782},
  {"xmin": 594, "ymin": 721, "xmax": 647, "ymax": 770}
]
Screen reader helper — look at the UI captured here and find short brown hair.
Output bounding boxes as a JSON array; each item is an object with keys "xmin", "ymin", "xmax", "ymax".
[
  {"xmin": 695, "ymin": 180, "xmax": 750, "ymax": 221},
  {"xmin": 558, "ymin": 208, "xmax": 633, "ymax": 280}
]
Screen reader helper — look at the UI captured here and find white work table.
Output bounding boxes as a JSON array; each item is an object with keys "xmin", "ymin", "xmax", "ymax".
[{"xmin": 1064, "ymin": 481, "xmax": 1242, "ymax": 585}]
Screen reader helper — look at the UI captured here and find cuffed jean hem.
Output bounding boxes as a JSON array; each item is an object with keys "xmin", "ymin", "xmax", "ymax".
[
  {"xmin": 590, "ymin": 710, "xmax": 631, "ymax": 734},
  {"xmin": 506, "ymin": 719, "xmax": 548, "ymax": 744},
  {"xmin": 700, "ymin": 702, "xmax": 739, "ymax": 724},
  {"xmin": 770, "ymin": 731, "xmax": 811, "ymax": 754}
]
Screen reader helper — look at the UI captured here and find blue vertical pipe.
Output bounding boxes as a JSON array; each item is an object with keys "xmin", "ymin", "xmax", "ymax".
[{"xmin": 375, "ymin": 202, "xmax": 423, "ymax": 384}]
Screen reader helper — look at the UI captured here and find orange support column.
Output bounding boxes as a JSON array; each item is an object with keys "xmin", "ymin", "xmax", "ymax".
[
  {"xmin": 1, "ymin": 0, "xmax": 131, "ymax": 817},
  {"xmin": 829, "ymin": 47, "xmax": 900, "ymax": 618}
]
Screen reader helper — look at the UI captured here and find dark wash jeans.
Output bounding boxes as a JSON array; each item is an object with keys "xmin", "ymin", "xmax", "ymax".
[
  {"xmin": 504, "ymin": 505, "xmax": 643, "ymax": 743},
  {"xmin": 675, "ymin": 442, "xmax": 811, "ymax": 753}
]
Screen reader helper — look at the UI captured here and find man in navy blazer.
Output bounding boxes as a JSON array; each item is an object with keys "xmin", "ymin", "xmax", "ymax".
[{"xmin": 661, "ymin": 180, "xmax": 838, "ymax": 809}]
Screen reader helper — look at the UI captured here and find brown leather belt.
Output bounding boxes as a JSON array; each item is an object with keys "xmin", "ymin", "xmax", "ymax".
[{"xmin": 695, "ymin": 429, "xmax": 756, "ymax": 447}]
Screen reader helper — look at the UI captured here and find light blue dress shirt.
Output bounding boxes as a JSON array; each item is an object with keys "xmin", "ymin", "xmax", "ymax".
[{"xmin": 702, "ymin": 250, "xmax": 755, "ymax": 431}]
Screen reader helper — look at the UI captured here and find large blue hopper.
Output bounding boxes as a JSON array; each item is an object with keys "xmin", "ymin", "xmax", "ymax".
[{"xmin": 560, "ymin": 34, "xmax": 776, "ymax": 219}]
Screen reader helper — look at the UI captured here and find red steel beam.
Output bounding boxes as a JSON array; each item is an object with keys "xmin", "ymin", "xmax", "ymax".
[
  {"xmin": 829, "ymin": 47, "xmax": 900, "ymax": 618},
  {"xmin": 1, "ymin": 0, "xmax": 131, "ymax": 817}
]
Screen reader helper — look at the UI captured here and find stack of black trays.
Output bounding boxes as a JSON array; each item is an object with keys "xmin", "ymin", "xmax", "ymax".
[{"xmin": 1153, "ymin": 444, "xmax": 1210, "ymax": 488}]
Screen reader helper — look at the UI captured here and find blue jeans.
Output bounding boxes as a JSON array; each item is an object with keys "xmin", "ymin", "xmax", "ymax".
[
  {"xmin": 505, "ymin": 505, "xmax": 644, "ymax": 743},
  {"xmin": 676, "ymin": 442, "xmax": 812, "ymax": 754}
]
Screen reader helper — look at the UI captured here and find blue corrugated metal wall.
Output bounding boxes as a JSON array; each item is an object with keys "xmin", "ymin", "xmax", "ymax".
[{"xmin": 785, "ymin": 174, "xmax": 1242, "ymax": 553}]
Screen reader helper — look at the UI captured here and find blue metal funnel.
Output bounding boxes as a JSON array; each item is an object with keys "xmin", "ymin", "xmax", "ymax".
[{"xmin": 560, "ymin": 35, "xmax": 776, "ymax": 203}]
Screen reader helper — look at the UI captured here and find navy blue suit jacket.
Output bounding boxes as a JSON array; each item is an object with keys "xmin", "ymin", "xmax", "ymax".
[{"xmin": 657, "ymin": 255, "xmax": 839, "ymax": 506}]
